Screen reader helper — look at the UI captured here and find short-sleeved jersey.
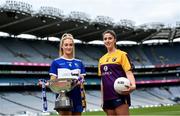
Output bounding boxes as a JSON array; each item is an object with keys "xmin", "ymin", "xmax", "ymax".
[
  {"xmin": 49, "ymin": 57, "xmax": 86, "ymax": 111},
  {"xmin": 98, "ymin": 49, "xmax": 132, "ymax": 100},
  {"xmin": 49, "ymin": 57, "xmax": 86, "ymax": 77}
]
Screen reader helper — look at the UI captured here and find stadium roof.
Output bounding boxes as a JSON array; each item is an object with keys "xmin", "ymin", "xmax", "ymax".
[{"xmin": 0, "ymin": 0, "xmax": 180, "ymax": 43}]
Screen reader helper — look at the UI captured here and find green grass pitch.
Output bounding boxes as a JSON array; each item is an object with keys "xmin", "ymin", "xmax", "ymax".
[{"xmin": 49, "ymin": 104, "xmax": 180, "ymax": 116}]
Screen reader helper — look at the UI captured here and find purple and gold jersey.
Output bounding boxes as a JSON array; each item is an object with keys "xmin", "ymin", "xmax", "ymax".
[{"xmin": 98, "ymin": 49, "xmax": 132, "ymax": 100}]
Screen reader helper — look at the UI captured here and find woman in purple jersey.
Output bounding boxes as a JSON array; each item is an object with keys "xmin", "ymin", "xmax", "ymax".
[
  {"xmin": 49, "ymin": 33, "xmax": 86, "ymax": 116},
  {"xmin": 98, "ymin": 30, "xmax": 136, "ymax": 115}
]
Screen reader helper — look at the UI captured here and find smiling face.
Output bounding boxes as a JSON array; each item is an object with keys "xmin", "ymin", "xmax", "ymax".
[
  {"xmin": 61, "ymin": 38, "xmax": 74, "ymax": 56},
  {"xmin": 103, "ymin": 32, "xmax": 116, "ymax": 51},
  {"xmin": 59, "ymin": 33, "xmax": 75, "ymax": 58}
]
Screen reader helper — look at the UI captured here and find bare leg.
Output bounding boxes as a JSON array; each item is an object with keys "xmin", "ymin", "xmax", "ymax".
[
  {"xmin": 72, "ymin": 112, "xmax": 81, "ymax": 116},
  {"xmin": 104, "ymin": 109, "xmax": 116, "ymax": 116},
  {"xmin": 58, "ymin": 111, "xmax": 72, "ymax": 116},
  {"xmin": 115, "ymin": 104, "xmax": 129, "ymax": 115}
]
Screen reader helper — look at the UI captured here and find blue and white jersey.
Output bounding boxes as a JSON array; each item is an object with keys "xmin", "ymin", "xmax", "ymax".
[
  {"xmin": 49, "ymin": 57, "xmax": 86, "ymax": 78},
  {"xmin": 49, "ymin": 57, "xmax": 86, "ymax": 112}
]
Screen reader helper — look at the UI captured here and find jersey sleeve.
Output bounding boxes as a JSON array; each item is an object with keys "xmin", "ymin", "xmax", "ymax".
[
  {"xmin": 98, "ymin": 62, "xmax": 101, "ymax": 76},
  {"xmin": 49, "ymin": 60, "xmax": 58, "ymax": 77},
  {"xmin": 80, "ymin": 61, "xmax": 86, "ymax": 75},
  {"xmin": 121, "ymin": 53, "xmax": 132, "ymax": 72}
]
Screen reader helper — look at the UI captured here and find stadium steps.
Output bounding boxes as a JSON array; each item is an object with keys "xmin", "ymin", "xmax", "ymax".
[
  {"xmin": 132, "ymin": 91, "xmax": 157, "ymax": 105},
  {"xmin": 133, "ymin": 89, "xmax": 174, "ymax": 105},
  {"xmin": 0, "ymin": 112, "xmax": 6, "ymax": 115},
  {"xmin": 86, "ymin": 92, "xmax": 100, "ymax": 105},
  {"xmin": 86, "ymin": 91, "xmax": 100, "ymax": 106},
  {"xmin": 146, "ymin": 90, "xmax": 165, "ymax": 100},
  {"xmin": 0, "ymin": 43, "xmax": 16, "ymax": 62},
  {"xmin": 136, "ymin": 46, "xmax": 153, "ymax": 65},
  {"xmin": 85, "ymin": 91, "xmax": 101, "ymax": 110},
  {"xmin": 151, "ymin": 47, "xmax": 159, "ymax": 63},
  {"xmin": 146, "ymin": 88, "xmax": 176, "ymax": 104},
  {"xmin": 0, "ymin": 41, "xmax": 30, "ymax": 62},
  {"xmin": 0, "ymin": 92, "xmax": 55, "ymax": 113},
  {"xmin": 131, "ymin": 48, "xmax": 144, "ymax": 65},
  {"xmin": 22, "ymin": 91, "xmax": 54, "ymax": 103},
  {"xmin": 0, "ymin": 95, "xmax": 41, "ymax": 112},
  {"xmin": 123, "ymin": 47, "xmax": 142, "ymax": 66},
  {"xmin": 26, "ymin": 42, "xmax": 49, "ymax": 59},
  {"xmin": 169, "ymin": 86, "xmax": 180, "ymax": 97},
  {"xmin": 86, "ymin": 91, "xmax": 100, "ymax": 98},
  {"xmin": 25, "ymin": 41, "xmax": 57, "ymax": 62},
  {"xmin": 0, "ymin": 88, "xmax": 179, "ymax": 114},
  {"xmin": 77, "ymin": 45, "xmax": 97, "ymax": 61},
  {"xmin": 150, "ymin": 88, "xmax": 172, "ymax": 98}
]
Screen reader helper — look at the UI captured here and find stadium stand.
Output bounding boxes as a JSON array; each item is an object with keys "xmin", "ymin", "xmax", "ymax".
[
  {"xmin": 1, "ymin": 37, "xmax": 180, "ymax": 67},
  {"xmin": 1, "ymin": 37, "xmax": 180, "ymax": 115},
  {"xmin": 1, "ymin": 87, "xmax": 180, "ymax": 114},
  {"xmin": 0, "ymin": 0, "xmax": 180, "ymax": 115}
]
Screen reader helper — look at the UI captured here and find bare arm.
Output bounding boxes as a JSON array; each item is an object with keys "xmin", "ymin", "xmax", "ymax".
[
  {"xmin": 101, "ymin": 80, "xmax": 104, "ymax": 107},
  {"xmin": 126, "ymin": 70, "xmax": 136, "ymax": 92},
  {"xmin": 120, "ymin": 71, "xmax": 136, "ymax": 95}
]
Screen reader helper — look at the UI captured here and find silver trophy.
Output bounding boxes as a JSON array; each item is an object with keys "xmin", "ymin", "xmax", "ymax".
[{"xmin": 48, "ymin": 69, "xmax": 79, "ymax": 111}]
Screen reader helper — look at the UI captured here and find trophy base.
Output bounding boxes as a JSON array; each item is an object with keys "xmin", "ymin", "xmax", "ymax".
[{"xmin": 54, "ymin": 100, "xmax": 73, "ymax": 111}]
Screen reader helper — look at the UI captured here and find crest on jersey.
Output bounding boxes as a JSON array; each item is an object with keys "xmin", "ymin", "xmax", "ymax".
[
  {"xmin": 112, "ymin": 57, "xmax": 117, "ymax": 62},
  {"xmin": 103, "ymin": 65, "xmax": 108, "ymax": 71},
  {"xmin": 74, "ymin": 63, "xmax": 79, "ymax": 68},
  {"xmin": 68, "ymin": 62, "xmax": 72, "ymax": 67}
]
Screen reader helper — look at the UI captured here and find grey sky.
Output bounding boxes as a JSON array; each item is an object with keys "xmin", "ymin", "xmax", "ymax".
[{"xmin": 1, "ymin": 0, "xmax": 180, "ymax": 26}]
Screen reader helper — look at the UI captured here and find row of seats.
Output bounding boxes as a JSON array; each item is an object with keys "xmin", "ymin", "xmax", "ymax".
[
  {"xmin": 0, "ymin": 86, "xmax": 180, "ymax": 114},
  {"xmin": 1, "ymin": 38, "xmax": 180, "ymax": 66}
]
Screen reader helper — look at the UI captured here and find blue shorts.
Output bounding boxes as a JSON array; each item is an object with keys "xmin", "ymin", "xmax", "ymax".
[
  {"xmin": 103, "ymin": 95, "xmax": 131, "ymax": 109},
  {"xmin": 71, "ymin": 105, "xmax": 83, "ymax": 112}
]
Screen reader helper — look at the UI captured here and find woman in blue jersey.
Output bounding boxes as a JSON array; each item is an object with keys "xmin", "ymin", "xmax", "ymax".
[
  {"xmin": 98, "ymin": 30, "xmax": 136, "ymax": 115},
  {"xmin": 49, "ymin": 33, "xmax": 86, "ymax": 116}
]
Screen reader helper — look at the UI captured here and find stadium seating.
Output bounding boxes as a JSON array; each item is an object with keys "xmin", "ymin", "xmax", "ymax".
[
  {"xmin": 0, "ymin": 1, "xmax": 180, "ymax": 115},
  {"xmin": 1, "ymin": 37, "xmax": 180, "ymax": 67},
  {"xmin": 0, "ymin": 87, "xmax": 179, "ymax": 114},
  {"xmin": 1, "ymin": 37, "xmax": 180, "ymax": 114}
]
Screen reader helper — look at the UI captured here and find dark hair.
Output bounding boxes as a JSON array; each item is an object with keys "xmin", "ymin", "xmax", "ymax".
[{"xmin": 102, "ymin": 30, "xmax": 117, "ymax": 39}]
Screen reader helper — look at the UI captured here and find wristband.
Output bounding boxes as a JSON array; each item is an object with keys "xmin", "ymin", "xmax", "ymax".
[{"xmin": 78, "ymin": 77, "xmax": 84, "ymax": 83}]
